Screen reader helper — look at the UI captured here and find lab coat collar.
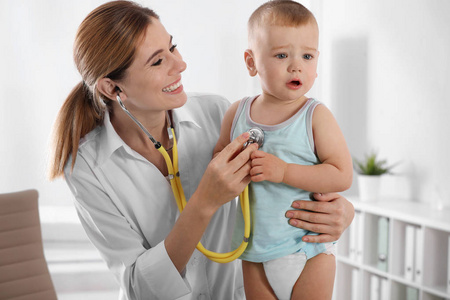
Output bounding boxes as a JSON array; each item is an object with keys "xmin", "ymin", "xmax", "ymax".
[
  {"xmin": 96, "ymin": 109, "xmax": 126, "ymax": 166},
  {"xmin": 97, "ymin": 99, "xmax": 201, "ymax": 166},
  {"xmin": 172, "ymin": 97, "xmax": 201, "ymax": 129}
]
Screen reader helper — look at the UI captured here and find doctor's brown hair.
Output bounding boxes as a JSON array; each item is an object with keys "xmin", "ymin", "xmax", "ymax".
[{"xmin": 48, "ymin": 1, "xmax": 158, "ymax": 179}]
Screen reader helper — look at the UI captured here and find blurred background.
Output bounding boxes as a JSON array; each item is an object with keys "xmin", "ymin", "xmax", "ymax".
[{"xmin": 1, "ymin": 0, "xmax": 449, "ymax": 298}]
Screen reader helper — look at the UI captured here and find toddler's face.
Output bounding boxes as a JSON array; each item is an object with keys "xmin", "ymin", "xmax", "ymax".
[{"xmin": 249, "ymin": 22, "xmax": 319, "ymax": 102}]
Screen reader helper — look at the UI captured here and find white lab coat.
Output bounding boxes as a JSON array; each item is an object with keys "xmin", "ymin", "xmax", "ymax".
[{"xmin": 65, "ymin": 93, "xmax": 244, "ymax": 300}]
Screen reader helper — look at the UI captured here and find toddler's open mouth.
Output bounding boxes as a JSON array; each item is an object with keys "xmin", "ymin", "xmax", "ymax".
[{"xmin": 287, "ymin": 79, "xmax": 302, "ymax": 89}]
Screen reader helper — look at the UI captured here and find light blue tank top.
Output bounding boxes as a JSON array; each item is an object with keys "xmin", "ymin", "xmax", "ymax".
[{"xmin": 231, "ymin": 96, "xmax": 328, "ymax": 262}]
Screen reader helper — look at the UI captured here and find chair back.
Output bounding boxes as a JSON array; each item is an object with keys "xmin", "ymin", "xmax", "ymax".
[{"xmin": 0, "ymin": 189, "xmax": 58, "ymax": 300}]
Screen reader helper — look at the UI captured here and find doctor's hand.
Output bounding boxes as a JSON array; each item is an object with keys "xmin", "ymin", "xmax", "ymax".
[
  {"xmin": 286, "ymin": 192, "xmax": 355, "ymax": 243},
  {"xmin": 195, "ymin": 132, "xmax": 258, "ymax": 212}
]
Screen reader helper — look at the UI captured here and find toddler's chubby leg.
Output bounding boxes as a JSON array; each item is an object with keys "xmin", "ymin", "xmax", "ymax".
[
  {"xmin": 242, "ymin": 260, "xmax": 277, "ymax": 300},
  {"xmin": 291, "ymin": 252, "xmax": 336, "ymax": 300}
]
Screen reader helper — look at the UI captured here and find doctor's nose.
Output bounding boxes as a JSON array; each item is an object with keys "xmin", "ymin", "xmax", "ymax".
[{"xmin": 169, "ymin": 54, "xmax": 187, "ymax": 75}]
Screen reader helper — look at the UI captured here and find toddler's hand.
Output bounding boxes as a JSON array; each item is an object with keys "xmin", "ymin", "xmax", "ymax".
[{"xmin": 250, "ymin": 150, "xmax": 287, "ymax": 183}]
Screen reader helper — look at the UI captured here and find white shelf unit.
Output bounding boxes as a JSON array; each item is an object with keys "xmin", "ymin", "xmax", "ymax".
[{"xmin": 335, "ymin": 197, "xmax": 450, "ymax": 300}]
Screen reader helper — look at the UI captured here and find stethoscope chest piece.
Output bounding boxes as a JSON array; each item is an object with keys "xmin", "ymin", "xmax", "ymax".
[{"xmin": 244, "ymin": 127, "xmax": 265, "ymax": 149}]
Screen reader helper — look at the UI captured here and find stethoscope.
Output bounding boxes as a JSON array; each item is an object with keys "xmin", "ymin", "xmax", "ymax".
[{"xmin": 115, "ymin": 89, "xmax": 265, "ymax": 263}]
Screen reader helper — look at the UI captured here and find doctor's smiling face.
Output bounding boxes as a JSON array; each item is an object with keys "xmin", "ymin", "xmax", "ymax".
[{"xmin": 115, "ymin": 18, "xmax": 188, "ymax": 115}]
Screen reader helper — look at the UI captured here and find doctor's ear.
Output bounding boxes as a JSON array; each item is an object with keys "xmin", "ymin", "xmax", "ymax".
[
  {"xmin": 97, "ymin": 77, "xmax": 123, "ymax": 101},
  {"xmin": 244, "ymin": 50, "xmax": 257, "ymax": 77}
]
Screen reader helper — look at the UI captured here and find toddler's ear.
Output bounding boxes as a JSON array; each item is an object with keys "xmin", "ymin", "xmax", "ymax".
[{"xmin": 244, "ymin": 50, "xmax": 257, "ymax": 77}]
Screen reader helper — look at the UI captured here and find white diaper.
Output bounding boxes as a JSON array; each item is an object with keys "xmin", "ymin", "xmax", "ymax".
[{"xmin": 262, "ymin": 243, "xmax": 336, "ymax": 300}]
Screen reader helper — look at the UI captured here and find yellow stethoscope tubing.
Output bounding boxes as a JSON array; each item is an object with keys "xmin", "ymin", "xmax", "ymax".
[
  {"xmin": 115, "ymin": 93, "xmax": 250, "ymax": 263},
  {"xmin": 158, "ymin": 128, "xmax": 250, "ymax": 263}
]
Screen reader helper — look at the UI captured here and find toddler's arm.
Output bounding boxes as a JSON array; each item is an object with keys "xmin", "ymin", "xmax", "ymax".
[
  {"xmin": 251, "ymin": 104, "xmax": 352, "ymax": 193},
  {"xmin": 213, "ymin": 101, "xmax": 242, "ymax": 157}
]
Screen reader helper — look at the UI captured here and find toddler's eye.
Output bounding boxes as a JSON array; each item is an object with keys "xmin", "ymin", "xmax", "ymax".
[
  {"xmin": 276, "ymin": 53, "xmax": 287, "ymax": 59},
  {"xmin": 303, "ymin": 54, "xmax": 313, "ymax": 60}
]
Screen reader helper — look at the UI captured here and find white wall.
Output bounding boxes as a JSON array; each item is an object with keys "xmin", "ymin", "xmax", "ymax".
[
  {"xmin": 316, "ymin": 0, "xmax": 450, "ymax": 205},
  {"xmin": 1, "ymin": 0, "xmax": 449, "ymax": 207}
]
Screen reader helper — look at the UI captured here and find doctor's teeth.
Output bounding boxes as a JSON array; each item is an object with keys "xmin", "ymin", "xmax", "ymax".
[{"xmin": 163, "ymin": 81, "xmax": 182, "ymax": 92}]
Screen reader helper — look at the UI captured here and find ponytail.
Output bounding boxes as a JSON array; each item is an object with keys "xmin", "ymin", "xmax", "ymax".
[
  {"xmin": 48, "ymin": 82, "xmax": 104, "ymax": 179},
  {"xmin": 48, "ymin": 1, "xmax": 159, "ymax": 180}
]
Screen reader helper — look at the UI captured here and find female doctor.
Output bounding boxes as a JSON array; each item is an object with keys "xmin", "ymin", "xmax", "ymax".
[{"xmin": 48, "ymin": 1, "xmax": 354, "ymax": 299}]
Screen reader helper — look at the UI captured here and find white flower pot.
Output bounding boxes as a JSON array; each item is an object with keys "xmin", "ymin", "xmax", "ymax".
[{"xmin": 357, "ymin": 174, "xmax": 382, "ymax": 201}]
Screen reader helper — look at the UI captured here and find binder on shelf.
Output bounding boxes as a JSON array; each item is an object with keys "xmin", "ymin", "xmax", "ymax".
[
  {"xmin": 380, "ymin": 277, "xmax": 389, "ymax": 300},
  {"xmin": 404, "ymin": 225, "xmax": 416, "ymax": 281},
  {"xmin": 351, "ymin": 268, "xmax": 360, "ymax": 300},
  {"xmin": 356, "ymin": 212, "xmax": 364, "ymax": 263},
  {"xmin": 370, "ymin": 274, "xmax": 380, "ymax": 300},
  {"xmin": 447, "ymin": 235, "xmax": 450, "ymax": 294},
  {"xmin": 349, "ymin": 214, "xmax": 357, "ymax": 261},
  {"xmin": 377, "ymin": 217, "xmax": 389, "ymax": 272},
  {"xmin": 335, "ymin": 200, "xmax": 450, "ymax": 300},
  {"xmin": 406, "ymin": 286, "xmax": 418, "ymax": 300},
  {"xmin": 349, "ymin": 211, "xmax": 362, "ymax": 261},
  {"xmin": 414, "ymin": 227, "xmax": 423, "ymax": 284}
]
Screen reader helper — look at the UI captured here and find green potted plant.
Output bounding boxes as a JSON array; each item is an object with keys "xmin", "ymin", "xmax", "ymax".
[{"xmin": 353, "ymin": 152, "xmax": 396, "ymax": 201}]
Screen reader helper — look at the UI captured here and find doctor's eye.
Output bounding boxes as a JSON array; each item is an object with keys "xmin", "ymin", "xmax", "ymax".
[
  {"xmin": 152, "ymin": 59, "xmax": 163, "ymax": 66},
  {"xmin": 169, "ymin": 44, "xmax": 178, "ymax": 53}
]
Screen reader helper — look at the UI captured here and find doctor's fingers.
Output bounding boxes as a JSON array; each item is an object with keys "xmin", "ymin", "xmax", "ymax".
[
  {"xmin": 291, "ymin": 198, "xmax": 336, "ymax": 214},
  {"xmin": 286, "ymin": 208, "xmax": 334, "ymax": 225},
  {"xmin": 211, "ymin": 142, "xmax": 255, "ymax": 177},
  {"xmin": 302, "ymin": 233, "xmax": 334, "ymax": 244},
  {"xmin": 219, "ymin": 132, "xmax": 251, "ymax": 161},
  {"xmin": 288, "ymin": 217, "xmax": 332, "ymax": 234},
  {"xmin": 223, "ymin": 155, "xmax": 253, "ymax": 189},
  {"xmin": 215, "ymin": 161, "xmax": 252, "ymax": 200},
  {"xmin": 236, "ymin": 160, "xmax": 252, "ymax": 183},
  {"xmin": 208, "ymin": 150, "xmax": 253, "ymax": 192},
  {"xmin": 287, "ymin": 218, "xmax": 339, "ymax": 243},
  {"xmin": 228, "ymin": 143, "xmax": 258, "ymax": 172}
]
